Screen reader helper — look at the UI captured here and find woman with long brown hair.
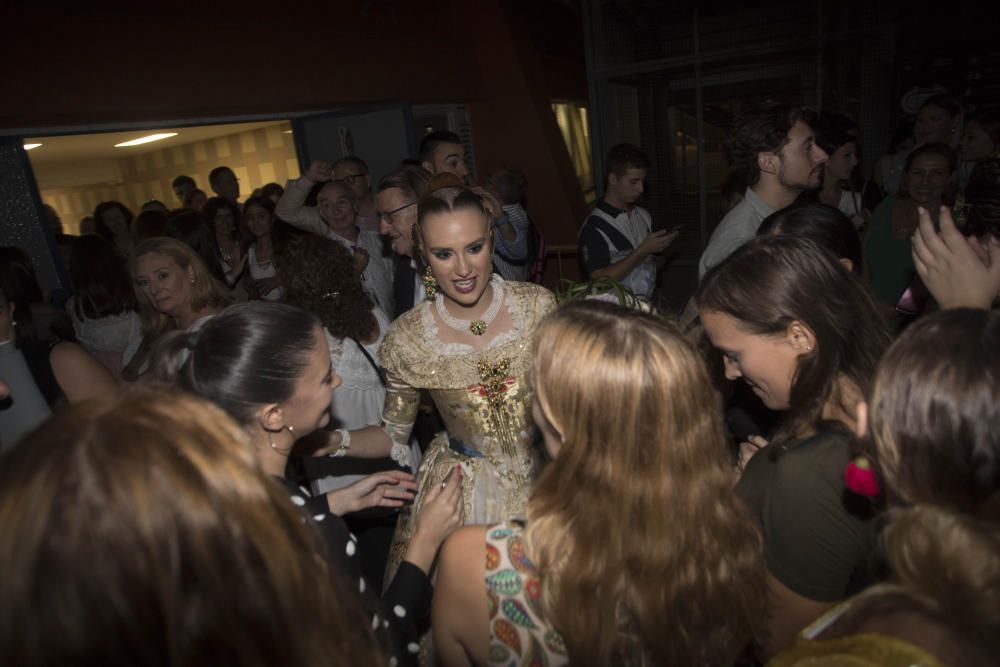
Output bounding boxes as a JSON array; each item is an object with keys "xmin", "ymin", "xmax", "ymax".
[
  {"xmin": 772, "ymin": 308, "xmax": 999, "ymax": 666},
  {"xmin": 0, "ymin": 391, "xmax": 383, "ymax": 666},
  {"xmin": 698, "ymin": 235, "xmax": 891, "ymax": 657},
  {"xmin": 433, "ymin": 300, "xmax": 766, "ymax": 666}
]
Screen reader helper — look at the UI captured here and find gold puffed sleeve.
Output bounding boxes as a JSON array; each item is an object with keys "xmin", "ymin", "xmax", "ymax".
[
  {"xmin": 381, "ymin": 368, "xmax": 420, "ymax": 467},
  {"xmin": 378, "ymin": 310, "xmax": 424, "ymax": 467}
]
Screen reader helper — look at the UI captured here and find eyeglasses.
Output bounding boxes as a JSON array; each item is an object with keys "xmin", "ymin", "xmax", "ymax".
[
  {"xmin": 337, "ymin": 173, "xmax": 368, "ymax": 186},
  {"xmin": 378, "ymin": 201, "xmax": 416, "ymax": 222}
]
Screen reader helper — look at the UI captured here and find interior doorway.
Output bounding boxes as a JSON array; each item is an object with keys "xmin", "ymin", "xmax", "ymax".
[{"xmin": 24, "ymin": 120, "xmax": 300, "ymax": 235}]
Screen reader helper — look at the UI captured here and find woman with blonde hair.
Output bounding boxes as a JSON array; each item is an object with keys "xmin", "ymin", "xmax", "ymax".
[
  {"xmin": 772, "ymin": 308, "xmax": 1000, "ymax": 666},
  {"xmin": 122, "ymin": 237, "xmax": 229, "ymax": 379},
  {"xmin": 0, "ymin": 391, "xmax": 383, "ymax": 666},
  {"xmin": 433, "ymin": 299, "xmax": 766, "ymax": 666}
]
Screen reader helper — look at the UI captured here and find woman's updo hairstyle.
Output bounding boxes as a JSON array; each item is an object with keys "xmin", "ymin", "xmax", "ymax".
[
  {"xmin": 150, "ymin": 301, "xmax": 323, "ymax": 426},
  {"xmin": 867, "ymin": 308, "xmax": 1000, "ymax": 653},
  {"xmin": 412, "ymin": 172, "xmax": 493, "ymax": 264}
]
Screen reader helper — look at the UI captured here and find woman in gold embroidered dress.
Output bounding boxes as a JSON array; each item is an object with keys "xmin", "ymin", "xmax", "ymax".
[{"xmin": 379, "ymin": 176, "xmax": 555, "ymax": 584}]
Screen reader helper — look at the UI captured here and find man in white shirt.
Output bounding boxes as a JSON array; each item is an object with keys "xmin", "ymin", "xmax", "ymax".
[
  {"xmin": 277, "ymin": 161, "xmax": 394, "ymax": 313},
  {"xmin": 698, "ymin": 104, "xmax": 828, "ymax": 279}
]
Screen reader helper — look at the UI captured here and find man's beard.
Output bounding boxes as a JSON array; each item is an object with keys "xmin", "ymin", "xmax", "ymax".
[{"xmin": 778, "ymin": 166, "xmax": 820, "ymax": 193}]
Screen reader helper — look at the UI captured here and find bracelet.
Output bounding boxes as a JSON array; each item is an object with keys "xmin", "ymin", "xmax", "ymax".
[{"xmin": 330, "ymin": 428, "xmax": 351, "ymax": 457}]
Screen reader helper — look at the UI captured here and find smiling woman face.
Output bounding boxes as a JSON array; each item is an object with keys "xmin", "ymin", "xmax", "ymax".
[
  {"xmin": 902, "ymin": 153, "xmax": 952, "ymax": 208},
  {"xmin": 420, "ymin": 207, "xmax": 493, "ymax": 308},
  {"xmin": 134, "ymin": 251, "xmax": 194, "ymax": 320},
  {"xmin": 700, "ymin": 309, "xmax": 803, "ymax": 410}
]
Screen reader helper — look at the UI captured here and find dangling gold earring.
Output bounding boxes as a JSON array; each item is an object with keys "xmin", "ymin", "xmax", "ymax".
[{"xmin": 423, "ymin": 266, "xmax": 438, "ymax": 299}]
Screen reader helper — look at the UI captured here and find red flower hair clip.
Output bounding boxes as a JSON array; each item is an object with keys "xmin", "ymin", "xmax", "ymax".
[{"xmin": 844, "ymin": 456, "xmax": 880, "ymax": 497}]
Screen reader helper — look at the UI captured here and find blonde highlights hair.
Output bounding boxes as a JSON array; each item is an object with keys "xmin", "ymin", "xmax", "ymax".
[
  {"xmin": 867, "ymin": 308, "xmax": 1000, "ymax": 653},
  {"xmin": 0, "ymin": 391, "xmax": 381, "ymax": 665},
  {"xmin": 526, "ymin": 300, "xmax": 766, "ymax": 665},
  {"xmin": 412, "ymin": 174, "xmax": 494, "ymax": 267},
  {"xmin": 130, "ymin": 237, "xmax": 230, "ymax": 337}
]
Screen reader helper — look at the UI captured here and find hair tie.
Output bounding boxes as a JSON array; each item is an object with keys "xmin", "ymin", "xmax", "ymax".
[
  {"xmin": 320, "ymin": 291, "xmax": 340, "ymax": 301},
  {"xmin": 844, "ymin": 455, "xmax": 880, "ymax": 497}
]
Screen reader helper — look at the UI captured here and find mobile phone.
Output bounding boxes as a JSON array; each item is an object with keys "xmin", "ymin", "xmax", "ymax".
[{"xmin": 726, "ymin": 409, "xmax": 763, "ymax": 442}]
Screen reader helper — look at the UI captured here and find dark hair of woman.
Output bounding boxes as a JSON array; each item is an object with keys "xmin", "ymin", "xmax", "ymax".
[
  {"xmin": 814, "ymin": 112, "xmax": 857, "ymax": 161},
  {"xmin": 241, "ymin": 195, "xmax": 294, "ymax": 253},
  {"xmin": 0, "ymin": 390, "xmax": 381, "ymax": 666},
  {"xmin": 203, "ymin": 196, "xmax": 243, "ymax": 241},
  {"xmin": 151, "ymin": 302, "xmax": 322, "ymax": 427},
  {"xmin": 69, "ymin": 234, "xmax": 136, "ymax": 320},
  {"xmin": 757, "ymin": 202, "xmax": 863, "ymax": 275},
  {"xmin": 93, "ymin": 201, "xmax": 134, "ymax": 241},
  {"xmin": 132, "ymin": 209, "xmax": 169, "ymax": 242},
  {"xmin": 261, "ymin": 182, "xmax": 285, "ymax": 200},
  {"xmin": 697, "ymin": 236, "xmax": 891, "ymax": 447},
  {"xmin": 279, "ymin": 235, "xmax": 376, "ymax": 342},
  {"xmin": 165, "ymin": 209, "xmax": 227, "ymax": 284},
  {"xmin": 843, "ymin": 308, "xmax": 1000, "ymax": 662}
]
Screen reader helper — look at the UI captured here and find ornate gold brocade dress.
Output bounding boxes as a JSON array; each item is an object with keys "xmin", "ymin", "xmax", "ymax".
[{"xmin": 379, "ymin": 279, "xmax": 556, "ymax": 584}]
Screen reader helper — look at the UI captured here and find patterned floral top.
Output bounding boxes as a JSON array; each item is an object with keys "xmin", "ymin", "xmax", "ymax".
[{"xmin": 485, "ymin": 520, "xmax": 568, "ymax": 666}]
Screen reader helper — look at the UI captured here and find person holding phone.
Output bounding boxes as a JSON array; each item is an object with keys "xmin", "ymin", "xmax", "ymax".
[{"xmin": 579, "ymin": 143, "xmax": 679, "ymax": 302}]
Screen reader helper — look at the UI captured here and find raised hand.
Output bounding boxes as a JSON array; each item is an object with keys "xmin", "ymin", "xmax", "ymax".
[
  {"xmin": 305, "ymin": 160, "xmax": 334, "ymax": 184},
  {"xmin": 912, "ymin": 205, "xmax": 1000, "ymax": 310}
]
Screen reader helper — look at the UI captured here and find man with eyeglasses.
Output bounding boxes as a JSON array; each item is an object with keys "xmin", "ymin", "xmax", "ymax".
[
  {"xmin": 375, "ymin": 164, "xmax": 432, "ymax": 318},
  {"xmin": 276, "ymin": 160, "xmax": 394, "ymax": 313},
  {"xmin": 332, "ymin": 156, "xmax": 379, "ymax": 232}
]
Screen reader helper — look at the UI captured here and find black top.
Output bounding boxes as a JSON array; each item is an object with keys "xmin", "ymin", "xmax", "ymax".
[
  {"xmin": 736, "ymin": 430, "xmax": 881, "ymax": 602},
  {"xmin": 277, "ymin": 477, "xmax": 432, "ymax": 666},
  {"xmin": 578, "ymin": 200, "xmax": 635, "ymax": 275},
  {"xmin": 393, "ymin": 255, "xmax": 418, "ymax": 319}
]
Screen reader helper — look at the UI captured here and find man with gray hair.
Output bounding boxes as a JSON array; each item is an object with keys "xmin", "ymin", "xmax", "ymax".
[{"xmin": 277, "ymin": 160, "xmax": 394, "ymax": 313}]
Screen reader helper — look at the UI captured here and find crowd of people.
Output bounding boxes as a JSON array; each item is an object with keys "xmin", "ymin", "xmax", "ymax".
[{"xmin": 1, "ymin": 103, "xmax": 998, "ymax": 667}]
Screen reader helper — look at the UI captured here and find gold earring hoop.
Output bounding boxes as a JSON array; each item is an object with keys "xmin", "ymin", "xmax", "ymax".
[
  {"xmin": 423, "ymin": 266, "xmax": 438, "ymax": 299},
  {"xmin": 268, "ymin": 427, "xmax": 293, "ymax": 456}
]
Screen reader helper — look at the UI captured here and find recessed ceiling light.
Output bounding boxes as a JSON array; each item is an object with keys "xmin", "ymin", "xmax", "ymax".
[
  {"xmin": 114, "ymin": 132, "xmax": 178, "ymax": 147},
  {"xmin": 23, "ymin": 143, "xmax": 42, "ymax": 150}
]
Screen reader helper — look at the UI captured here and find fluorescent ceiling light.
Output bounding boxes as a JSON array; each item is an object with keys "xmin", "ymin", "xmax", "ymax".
[
  {"xmin": 23, "ymin": 143, "xmax": 42, "ymax": 150},
  {"xmin": 114, "ymin": 132, "xmax": 178, "ymax": 147}
]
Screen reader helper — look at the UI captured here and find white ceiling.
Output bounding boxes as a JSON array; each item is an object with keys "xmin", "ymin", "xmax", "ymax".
[{"xmin": 24, "ymin": 121, "xmax": 289, "ymax": 164}]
